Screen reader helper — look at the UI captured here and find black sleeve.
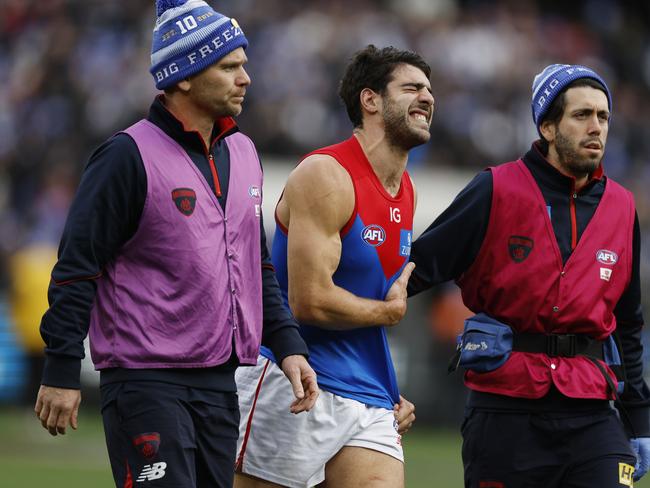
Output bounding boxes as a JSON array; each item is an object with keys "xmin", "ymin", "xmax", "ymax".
[
  {"xmin": 40, "ymin": 133, "xmax": 146, "ymax": 389},
  {"xmin": 615, "ymin": 212, "xmax": 650, "ymax": 437},
  {"xmin": 259, "ymin": 215, "xmax": 309, "ymax": 364},
  {"xmin": 408, "ymin": 170, "xmax": 492, "ymax": 296}
]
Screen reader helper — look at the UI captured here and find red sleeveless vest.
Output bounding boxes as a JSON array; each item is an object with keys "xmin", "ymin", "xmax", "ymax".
[{"xmin": 457, "ymin": 160, "xmax": 635, "ymax": 399}]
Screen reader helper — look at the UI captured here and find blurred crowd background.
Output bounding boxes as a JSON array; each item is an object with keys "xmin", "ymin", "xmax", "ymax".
[{"xmin": 1, "ymin": 0, "xmax": 650, "ymax": 425}]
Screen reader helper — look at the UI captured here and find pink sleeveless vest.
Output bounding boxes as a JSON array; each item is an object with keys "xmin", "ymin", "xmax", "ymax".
[{"xmin": 89, "ymin": 120, "xmax": 264, "ymax": 369}]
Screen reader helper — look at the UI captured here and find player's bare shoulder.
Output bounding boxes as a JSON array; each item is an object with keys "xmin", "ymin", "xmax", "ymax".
[
  {"xmin": 287, "ymin": 153, "xmax": 352, "ymax": 199},
  {"xmin": 280, "ymin": 153, "xmax": 355, "ymax": 229}
]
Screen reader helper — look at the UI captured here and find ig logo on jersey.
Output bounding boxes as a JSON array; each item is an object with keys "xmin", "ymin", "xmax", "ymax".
[{"xmin": 361, "ymin": 224, "xmax": 386, "ymax": 247}]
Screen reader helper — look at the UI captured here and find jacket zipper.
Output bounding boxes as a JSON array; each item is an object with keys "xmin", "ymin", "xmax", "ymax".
[{"xmin": 207, "ymin": 153, "xmax": 222, "ymax": 198}]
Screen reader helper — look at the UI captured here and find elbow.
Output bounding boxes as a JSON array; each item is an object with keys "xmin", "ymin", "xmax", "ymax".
[{"xmin": 289, "ymin": 292, "xmax": 326, "ymax": 324}]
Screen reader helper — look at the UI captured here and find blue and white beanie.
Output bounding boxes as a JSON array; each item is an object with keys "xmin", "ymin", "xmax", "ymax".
[
  {"xmin": 531, "ymin": 64, "xmax": 612, "ymax": 134},
  {"xmin": 150, "ymin": 0, "xmax": 248, "ymax": 90}
]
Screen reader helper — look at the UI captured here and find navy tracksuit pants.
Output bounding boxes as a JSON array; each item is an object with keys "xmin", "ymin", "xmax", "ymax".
[{"xmin": 462, "ymin": 404, "xmax": 636, "ymax": 488}]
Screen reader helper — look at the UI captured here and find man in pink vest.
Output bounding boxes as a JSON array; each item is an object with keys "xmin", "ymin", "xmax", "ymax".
[
  {"xmin": 409, "ymin": 64, "xmax": 650, "ymax": 486},
  {"xmin": 33, "ymin": 1, "xmax": 318, "ymax": 487}
]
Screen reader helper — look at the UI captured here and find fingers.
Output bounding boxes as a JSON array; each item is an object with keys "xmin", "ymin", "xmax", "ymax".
[
  {"xmin": 35, "ymin": 386, "xmax": 82, "ymax": 436},
  {"xmin": 281, "ymin": 355, "xmax": 320, "ymax": 414},
  {"xmin": 283, "ymin": 362, "xmax": 306, "ymax": 402},
  {"xmin": 71, "ymin": 404, "xmax": 79, "ymax": 430},
  {"xmin": 384, "ymin": 263, "xmax": 415, "ymax": 320},
  {"xmin": 298, "ymin": 375, "xmax": 319, "ymax": 412},
  {"xmin": 290, "ymin": 383, "xmax": 319, "ymax": 414},
  {"xmin": 387, "ymin": 263, "xmax": 415, "ymax": 295},
  {"xmin": 35, "ymin": 387, "xmax": 59, "ymax": 435},
  {"xmin": 398, "ymin": 262, "xmax": 416, "ymax": 284},
  {"xmin": 397, "ymin": 411, "xmax": 416, "ymax": 434},
  {"xmin": 289, "ymin": 373, "xmax": 319, "ymax": 414},
  {"xmin": 34, "ymin": 395, "xmax": 43, "ymax": 418},
  {"xmin": 55, "ymin": 408, "xmax": 70, "ymax": 435},
  {"xmin": 44, "ymin": 403, "xmax": 73, "ymax": 436},
  {"xmin": 39, "ymin": 402, "xmax": 51, "ymax": 432},
  {"xmin": 633, "ymin": 465, "xmax": 647, "ymax": 482},
  {"xmin": 45, "ymin": 404, "xmax": 61, "ymax": 436},
  {"xmin": 636, "ymin": 460, "xmax": 650, "ymax": 481},
  {"xmin": 394, "ymin": 395, "xmax": 416, "ymax": 434}
]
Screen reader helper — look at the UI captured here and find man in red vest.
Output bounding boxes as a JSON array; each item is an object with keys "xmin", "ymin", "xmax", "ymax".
[{"xmin": 409, "ymin": 64, "xmax": 650, "ymax": 487}]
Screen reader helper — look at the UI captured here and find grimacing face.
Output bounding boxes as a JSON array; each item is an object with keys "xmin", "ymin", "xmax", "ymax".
[
  {"xmin": 381, "ymin": 64, "xmax": 434, "ymax": 151},
  {"xmin": 545, "ymin": 86, "xmax": 609, "ymax": 178}
]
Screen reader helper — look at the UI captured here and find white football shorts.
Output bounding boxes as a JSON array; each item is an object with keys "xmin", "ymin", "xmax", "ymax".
[{"xmin": 235, "ymin": 355, "xmax": 404, "ymax": 488}]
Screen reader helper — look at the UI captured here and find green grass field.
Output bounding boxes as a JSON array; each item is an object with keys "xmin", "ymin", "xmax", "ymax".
[{"xmin": 0, "ymin": 406, "xmax": 647, "ymax": 487}]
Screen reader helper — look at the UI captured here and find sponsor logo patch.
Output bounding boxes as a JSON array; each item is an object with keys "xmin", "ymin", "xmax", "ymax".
[
  {"xmin": 619, "ymin": 462, "xmax": 634, "ymax": 486},
  {"xmin": 171, "ymin": 188, "xmax": 196, "ymax": 216},
  {"xmin": 600, "ymin": 268, "xmax": 612, "ymax": 282},
  {"xmin": 464, "ymin": 341, "xmax": 488, "ymax": 352},
  {"xmin": 361, "ymin": 224, "xmax": 386, "ymax": 247},
  {"xmin": 596, "ymin": 249, "xmax": 618, "ymax": 265},
  {"xmin": 479, "ymin": 482, "xmax": 505, "ymax": 488},
  {"xmin": 399, "ymin": 230, "xmax": 412, "ymax": 257},
  {"xmin": 508, "ymin": 235, "xmax": 534, "ymax": 263},
  {"xmin": 248, "ymin": 185, "xmax": 261, "ymax": 198},
  {"xmin": 133, "ymin": 432, "xmax": 160, "ymax": 461},
  {"xmin": 137, "ymin": 462, "xmax": 167, "ymax": 482}
]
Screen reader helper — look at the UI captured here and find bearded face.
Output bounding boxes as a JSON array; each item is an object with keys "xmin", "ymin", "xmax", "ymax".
[
  {"xmin": 553, "ymin": 126, "xmax": 603, "ymax": 176},
  {"xmin": 382, "ymin": 93, "xmax": 432, "ymax": 151},
  {"xmin": 543, "ymin": 86, "xmax": 609, "ymax": 180},
  {"xmin": 378, "ymin": 64, "xmax": 434, "ymax": 152}
]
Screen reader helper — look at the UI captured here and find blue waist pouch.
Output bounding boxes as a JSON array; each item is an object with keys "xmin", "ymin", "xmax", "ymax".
[
  {"xmin": 453, "ymin": 313, "xmax": 513, "ymax": 373},
  {"xmin": 603, "ymin": 334, "xmax": 625, "ymax": 394}
]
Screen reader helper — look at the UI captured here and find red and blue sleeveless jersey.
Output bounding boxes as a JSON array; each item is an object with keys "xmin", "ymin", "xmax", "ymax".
[{"xmin": 263, "ymin": 136, "xmax": 414, "ymax": 409}]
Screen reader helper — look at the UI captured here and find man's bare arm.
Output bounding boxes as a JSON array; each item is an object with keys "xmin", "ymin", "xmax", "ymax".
[{"xmin": 280, "ymin": 154, "xmax": 413, "ymax": 330}]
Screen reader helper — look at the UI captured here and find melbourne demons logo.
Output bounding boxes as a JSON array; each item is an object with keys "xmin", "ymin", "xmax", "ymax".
[
  {"xmin": 132, "ymin": 432, "xmax": 161, "ymax": 461},
  {"xmin": 171, "ymin": 188, "xmax": 196, "ymax": 216},
  {"xmin": 596, "ymin": 249, "xmax": 618, "ymax": 265},
  {"xmin": 508, "ymin": 235, "xmax": 533, "ymax": 263},
  {"xmin": 361, "ymin": 224, "xmax": 386, "ymax": 247}
]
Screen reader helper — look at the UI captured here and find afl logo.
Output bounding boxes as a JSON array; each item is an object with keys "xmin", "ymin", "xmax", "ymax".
[
  {"xmin": 248, "ymin": 185, "xmax": 261, "ymax": 198},
  {"xmin": 596, "ymin": 249, "xmax": 618, "ymax": 265},
  {"xmin": 361, "ymin": 224, "xmax": 386, "ymax": 247}
]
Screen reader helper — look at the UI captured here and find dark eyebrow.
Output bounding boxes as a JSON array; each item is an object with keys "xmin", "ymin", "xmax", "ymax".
[
  {"xmin": 401, "ymin": 82, "xmax": 433, "ymax": 94},
  {"xmin": 572, "ymin": 107, "xmax": 610, "ymax": 116}
]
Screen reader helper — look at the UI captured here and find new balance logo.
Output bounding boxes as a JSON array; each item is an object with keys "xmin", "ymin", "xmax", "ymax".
[{"xmin": 136, "ymin": 462, "xmax": 167, "ymax": 482}]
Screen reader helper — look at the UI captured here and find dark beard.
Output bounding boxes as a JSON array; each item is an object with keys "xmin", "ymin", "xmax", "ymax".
[
  {"xmin": 382, "ymin": 99, "xmax": 429, "ymax": 151},
  {"xmin": 554, "ymin": 129, "xmax": 601, "ymax": 177}
]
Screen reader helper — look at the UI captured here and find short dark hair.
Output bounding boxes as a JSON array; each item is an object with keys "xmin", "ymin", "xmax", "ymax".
[
  {"xmin": 338, "ymin": 45, "xmax": 431, "ymax": 128},
  {"xmin": 540, "ymin": 77, "xmax": 609, "ymax": 136}
]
